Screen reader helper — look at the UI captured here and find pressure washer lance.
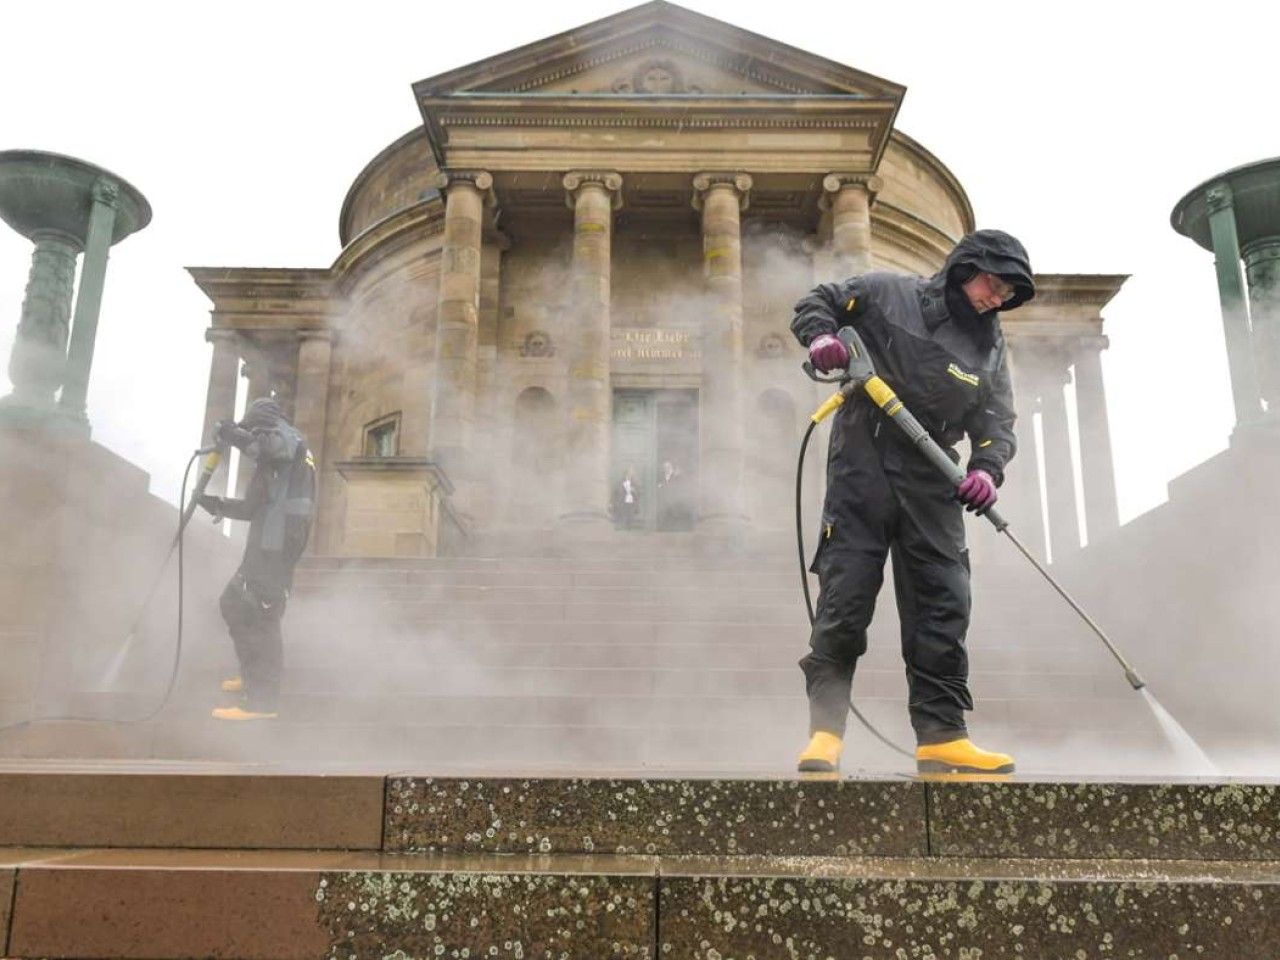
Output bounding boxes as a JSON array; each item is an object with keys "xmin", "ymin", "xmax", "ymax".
[{"xmin": 799, "ymin": 325, "xmax": 1146, "ymax": 694}]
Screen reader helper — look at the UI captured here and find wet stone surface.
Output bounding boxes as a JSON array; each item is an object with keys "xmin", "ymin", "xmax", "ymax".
[
  {"xmin": 385, "ymin": 777, "xmax": 926, "ymax": 856},
  {"xmin": 317, "ymin": 869, "xmax": 654, "ymax": 959},
  {"xmin": 929, "ymin": 781, "xmax": 1280, "ymax": 860},
  {"xmin": 660, "ymin": 873, "xmax": 1280, "ymax": 959}
]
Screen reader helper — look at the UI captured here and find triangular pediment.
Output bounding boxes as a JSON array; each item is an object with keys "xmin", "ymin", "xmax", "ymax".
[{"xmin": 413, "ymin": 2, "xmax": 904, "ymax": 100}]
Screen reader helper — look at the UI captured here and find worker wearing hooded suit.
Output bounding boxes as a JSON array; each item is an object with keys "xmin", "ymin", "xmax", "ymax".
[
  {"xmin": 790, "ymin": 229, "xmax": 1035, "ymax": 774},
  {"xmin": 198, "ymin": 397, "xmax": 315, "ymax": 720}
]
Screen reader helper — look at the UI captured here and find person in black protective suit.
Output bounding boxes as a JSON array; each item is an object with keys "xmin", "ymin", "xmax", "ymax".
[
  {"xmin": 791, "ymin": 229, "xmax": 1034, "ymax": 774},
  {"xmin": 197, "ymin": 397, "xmax": 315, "ymax": 721}
]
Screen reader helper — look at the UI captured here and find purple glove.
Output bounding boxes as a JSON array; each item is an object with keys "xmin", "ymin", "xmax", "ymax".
[
  {"xmin": 956, "ymin": 469, "xmax": 997, "ymax": 513},
  {"xmin": 808, "ymin": 334, "xmax": 850, "ymax": 373}
]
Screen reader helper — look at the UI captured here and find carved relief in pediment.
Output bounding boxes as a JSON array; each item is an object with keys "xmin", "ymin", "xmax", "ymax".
[
  {"xmin": 523, "ymin": 43, "xmax": 806, "ymax": 96},
  {"xmin": 610, "ymin": 59, "xmax": 702, "ymax": 95}
]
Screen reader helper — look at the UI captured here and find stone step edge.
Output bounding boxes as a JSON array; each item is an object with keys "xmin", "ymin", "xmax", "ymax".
[{"xmin": 6, "ymin": 848, "xmax": 1280, "ymax": 884}]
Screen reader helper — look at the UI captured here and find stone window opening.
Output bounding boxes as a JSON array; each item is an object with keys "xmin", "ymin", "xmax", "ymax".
[{"xmin": 363, "ymin": 412, "xmax": 401, "ymax": 458}]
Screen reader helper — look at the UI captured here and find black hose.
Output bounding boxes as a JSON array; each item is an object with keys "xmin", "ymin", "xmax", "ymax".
[
  {"xmin": 0, "ymin": 451, "xmax": 201, "ymax": 736},
  {"xmin": 797, "ymin": 418, "xmax": 914, "ymax": 760}
]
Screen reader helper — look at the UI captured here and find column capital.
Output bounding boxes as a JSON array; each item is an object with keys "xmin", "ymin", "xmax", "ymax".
[
  {"xmin": 819, "ymin": 172, "xmax": 882, "ymax": 211},
  {"xmin": 692, "ymin": 172, "xmax": 753, "ymax": 211},
  {"xmin": 562, "ymin": 171, "xmax": 623, "ymax": 209},
  {"xmin": 1069, "ymin": 333, "xmax": 1111, "ymax": 355},
  {"xmin": 432, "ymin": 169, "xmax": 493, "ymax": 191},
  {"xmin": 296, "ymin": 328, "xmax": 333, "ymax": 343},
  {"xmin": 433, "ymin": 170, "xmax": 497, "ymax": 216},
  {"xmin": 1205, "ymin": 181, "xmax": 1234, "ymax": 214},
  {"xmin": 91, "ymin": 176, "xmax": 121, "ymax": 208},
  {"xmin": 204, "ymin": 327, "xmax": 239, "ymax": 345}
]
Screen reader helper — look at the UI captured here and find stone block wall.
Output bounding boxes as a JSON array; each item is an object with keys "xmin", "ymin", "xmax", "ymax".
[{"xmin": 0, "ymin": 427, "xmax": 240, "ymax": 726}]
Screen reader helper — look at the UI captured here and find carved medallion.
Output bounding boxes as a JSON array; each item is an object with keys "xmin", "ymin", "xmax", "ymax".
[
  {"xmin": 757, "ymin": 332, "xmax": 789, "ymax": 359},
  {"xmin": 611, "ymin": 59, "xmax": 702, "ymax": 95},
  {"xmin": 520, "ymin": 330, "xmax": 555, "ymax": 358}
]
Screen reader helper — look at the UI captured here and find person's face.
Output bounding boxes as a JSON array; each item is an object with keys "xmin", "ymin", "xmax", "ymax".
[{"xmin": 961, "ymin": 272, "xmax": 1016, "ymax": 313}]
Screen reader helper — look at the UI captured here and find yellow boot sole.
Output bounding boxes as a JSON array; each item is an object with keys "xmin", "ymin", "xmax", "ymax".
[
  {"xmin": 916, "ymin": 737, "xmax": 1015, "ymax": 775},
  {"xmin": 211, "ymin": 706, "xmax": 278, "ymax": 721},
  {"xmin": 797, "ymin": 731, "xmax": 843, "ymax": 773}
]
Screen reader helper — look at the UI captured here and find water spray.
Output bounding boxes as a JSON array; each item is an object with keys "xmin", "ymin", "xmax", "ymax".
[{"xmin": 796, "ymin": 326, "xmax": 1151, "ymax": 760}]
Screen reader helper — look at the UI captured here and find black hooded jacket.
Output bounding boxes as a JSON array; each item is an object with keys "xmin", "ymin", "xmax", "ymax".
[
  {"xmin": 790, "ymin": 230, "xmax": 1035, "ymax": 485},
  {"xmin": 217, "ymin": 398, "xmax": 315, "ymax": 574}
]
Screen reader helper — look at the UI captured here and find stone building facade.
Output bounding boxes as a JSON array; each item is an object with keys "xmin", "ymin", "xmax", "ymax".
[{"xmin": 190, "ymin": 2, "xmax": 1123, "ymax": 559}]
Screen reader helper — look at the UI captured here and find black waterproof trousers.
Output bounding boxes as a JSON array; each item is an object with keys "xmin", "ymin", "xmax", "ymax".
[
  {"xmin": 219, "ymin": 562, "xmax": 290, "ymax": 712},
  {"xmin": 801, "ymin": 403, "xmax": 975, "ymax": 745}
]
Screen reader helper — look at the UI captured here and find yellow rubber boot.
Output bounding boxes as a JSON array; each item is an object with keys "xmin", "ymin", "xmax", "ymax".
[
  {"xmin": 916, "ymin": 737, "xmax": 1015, "ymax": 774},
  {"xmin": 220, "ymin": 676, "xmax": 244, "ymax": 693},
  {"xmin": 797, "ymin": 731, "xmax": 843, "ymax": 772},
  {"xmin": 211, "ymin": 706, "xmax": 278, "ymax": 721}
]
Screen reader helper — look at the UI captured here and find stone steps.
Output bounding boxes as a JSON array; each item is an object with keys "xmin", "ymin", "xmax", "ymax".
[
  {"xmin": 0, "ymin": 552, "xmax": 1153, "ymax": 771},
  {"xmin": 1, "ymin": 771, "xmax": 1278, "ymax": 958}
]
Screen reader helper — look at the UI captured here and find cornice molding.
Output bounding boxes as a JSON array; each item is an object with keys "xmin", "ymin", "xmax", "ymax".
[
  {"xmin": 187, "ymin": 266, "xmax": 334, "ymax": 307},
  {"xmin": 431, "ymin": 99, "xmax": 886, "ymax": 131}
]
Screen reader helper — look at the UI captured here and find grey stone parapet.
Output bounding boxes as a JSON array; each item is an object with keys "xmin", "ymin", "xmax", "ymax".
[{"xmin": 3, "ymin": 772, "xmax": 1280, "ymax": 957}]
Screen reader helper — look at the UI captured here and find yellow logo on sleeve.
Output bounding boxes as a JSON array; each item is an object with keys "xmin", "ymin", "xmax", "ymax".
[{"xmin": 946, "ymin": 363, "xmax": 980, "ymax": 387}]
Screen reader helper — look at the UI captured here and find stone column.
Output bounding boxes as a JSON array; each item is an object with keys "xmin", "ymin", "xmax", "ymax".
[
  {"xmin": 2, "ymin": 229, "xmax": 81, "ymax": 413},
  {"xmin": 1001, "ymin": 339, "xmax": 1047, "ymax": 561},
  {"xmin": 560, "ymin": 172, "xmax": 622, "ymax": 526},
  {"xmin": 293, "ymin": 329, "xmax": 332, "ymax": 494},
  {"xmin": 821, "ymin": 173, "xmax": 881, "ymax": 277},
  {"xmin": 1242, "ymin": 237, "xmax": 1280, "ymax": 409},
  {"xmin": 1072, "ymin": 336, "xmax": 1121, "ymax": 540},
  {"xmin": 473, "ymin": 233, "xmax": 509, "ymax": 526},
  {"xmin": 201, "ymin": 329, "xmax": 240, "ymax": 498},
  {"xmin": 428, "ymin": 170, "xmax": 492, "ymax": 493},
  {"xmin": 693, "ymin": 172, "xmax": 752, "ymax": 533},
  {"xmin": 59, "ymin": 178, "xmax": 121, "ymax": 428},
  {"xmin": 1030, "ymin": 348, "xmax": 1081, "ymax": 561},
  {"xmin": 1204, "ymin": 183, "xmax": 1264, "ymax": 425}
]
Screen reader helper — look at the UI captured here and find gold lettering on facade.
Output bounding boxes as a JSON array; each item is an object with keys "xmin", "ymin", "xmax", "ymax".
[{"xmin": 610, "ymin": 327, "xmax": 703, "ymax": 361}]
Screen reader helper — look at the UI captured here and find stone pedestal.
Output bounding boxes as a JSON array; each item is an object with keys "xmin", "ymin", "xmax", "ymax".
[
  {"xmin": 335, "ymin": 458, "xmax": 454, "ymax": 557},
  {"xmin": 693, "ymin": 172, "xmax": 751, "ymax": 537},
  {"xmin": 560, "ymin": 172, "xmax": 621, "ymax": 527}
]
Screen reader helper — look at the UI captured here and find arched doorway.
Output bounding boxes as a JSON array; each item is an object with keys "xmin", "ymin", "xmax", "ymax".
[
  {"xmin": 509, "ymin": 386, "xmax": 558, "ymax": 524},
  {"xmin": 748, "ymin": 388, "xmax": 797, "ymax": 526}
]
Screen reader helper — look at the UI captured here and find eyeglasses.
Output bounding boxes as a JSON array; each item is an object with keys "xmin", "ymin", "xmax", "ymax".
[{"xmin": 984, "ymin": 273, "xmax": 1017, "ymax": 303}]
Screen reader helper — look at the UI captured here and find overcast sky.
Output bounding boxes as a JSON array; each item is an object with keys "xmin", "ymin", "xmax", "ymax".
[{"xmin": 1, "ymin": 0, "xmax": 1275, "ymax": 525}]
